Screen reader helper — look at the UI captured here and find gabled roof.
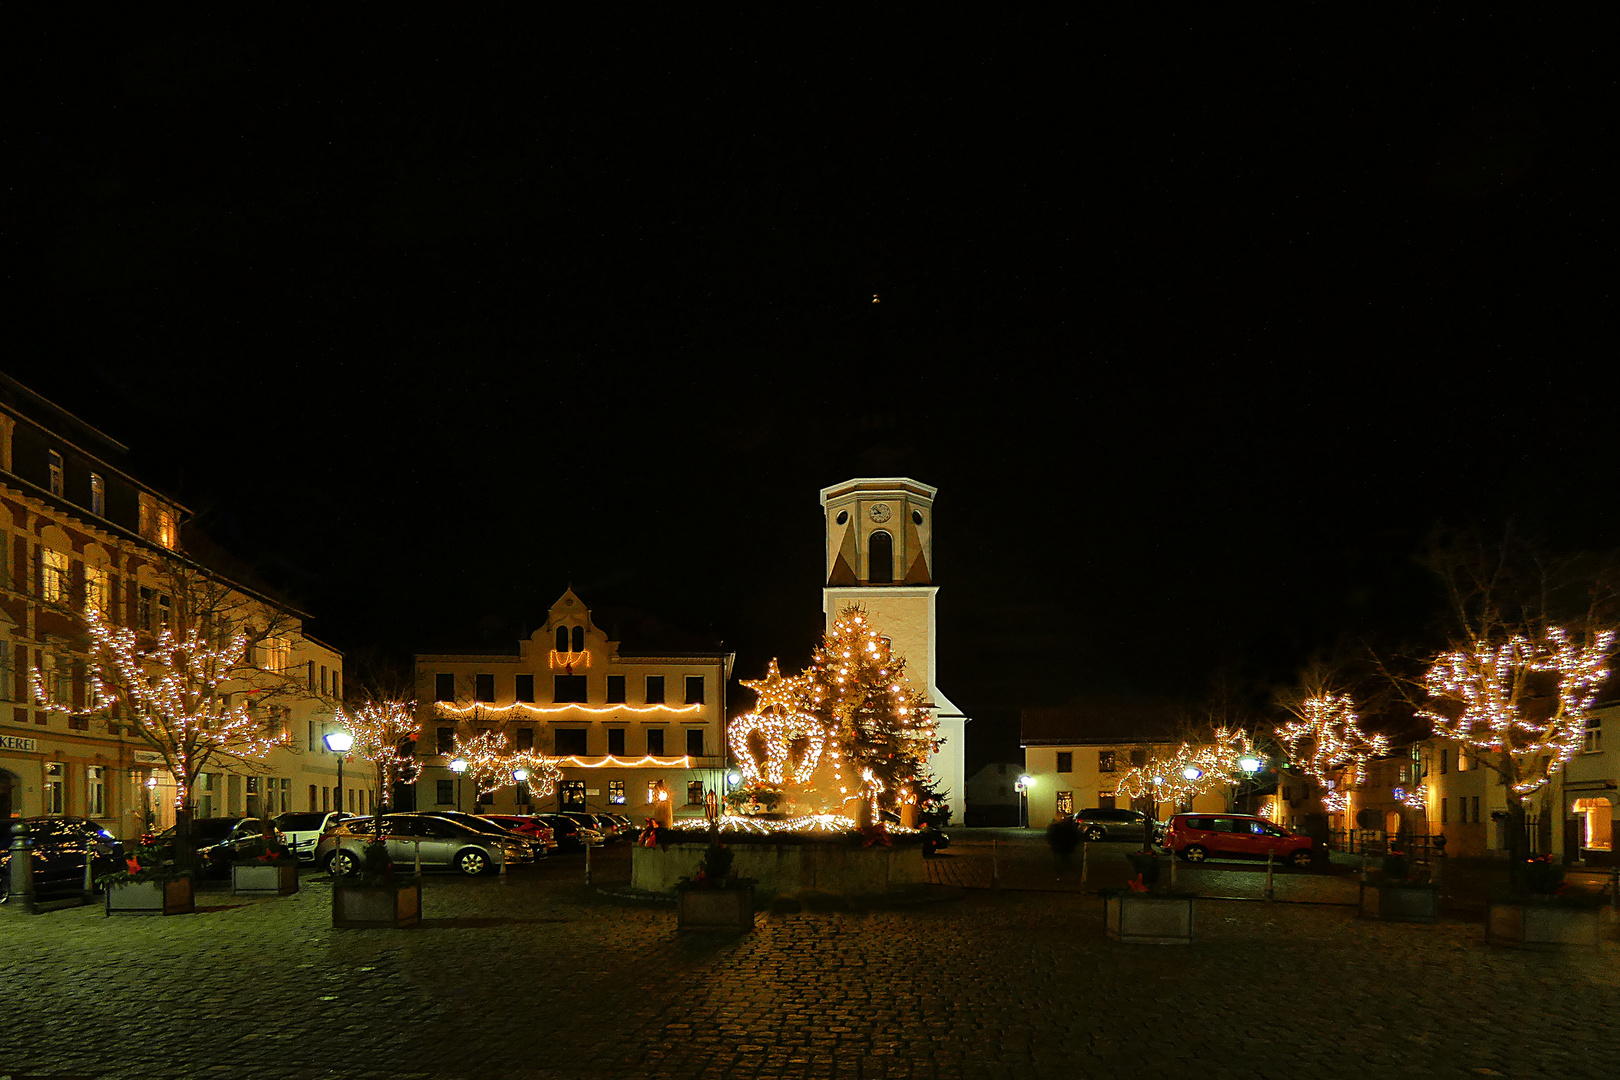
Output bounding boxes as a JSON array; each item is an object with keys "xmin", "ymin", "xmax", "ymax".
[{"xmin": 1021, "ymin": 698, "xmax": 1187, "ymax": 747}]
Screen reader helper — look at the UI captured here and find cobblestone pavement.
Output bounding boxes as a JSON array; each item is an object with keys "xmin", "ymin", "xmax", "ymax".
[{"xmin": 4, "ymin": 838, "xmax": 1619, "ymax": 1080}]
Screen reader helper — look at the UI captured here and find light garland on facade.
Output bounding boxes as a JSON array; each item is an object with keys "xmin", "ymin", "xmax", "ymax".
[
  {"xmin": 435, "ymin": 701, "xmax": 701, "ymax": 718},
  {"xmin": 554, "ymin": 754, "xmax": 695, "ymax": 769},
  {"xmin": 548, "ymin": 649, "xmax": 592, "ymax": 669},
  {"xmin": 1417, "ymin": 625, "xmax": 1615, "ymax": 795}
]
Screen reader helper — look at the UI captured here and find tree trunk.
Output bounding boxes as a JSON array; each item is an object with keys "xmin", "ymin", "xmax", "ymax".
[
  {"xmin": 1504, "ymin": 792, "xmax": 1529, "ymax": 886},
  {"xmin": 173, "ymin": 799, "xmax": 199, "ymax": 877}
]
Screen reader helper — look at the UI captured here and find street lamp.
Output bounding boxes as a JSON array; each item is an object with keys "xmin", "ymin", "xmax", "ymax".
[
  {"xmin": 1014, "ymin": 775, "xmax": 1032, "ymax": 828},
  {"xmin": 1182, "ymin": 766, "xmax": 1204, "ymax": 782},
  {"xmin": 324, "ymin": 730, "xmax": 354, "ymax": 813},
  {"xmin": 726, "ymin": 771, "xmax": 741, "ymax": 788},
  {"xmin": 449, "ymin": 757, "xmax": 468, "ymax": 814},
  {"xmin": 1238, "ymin": 754, "xmax": 1262, "ymax": 775}
]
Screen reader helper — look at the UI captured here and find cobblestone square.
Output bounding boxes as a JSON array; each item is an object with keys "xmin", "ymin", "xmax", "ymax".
[{"xmin": 4, "ymin": 835, "xmax": 1618, "ymax": 1080}]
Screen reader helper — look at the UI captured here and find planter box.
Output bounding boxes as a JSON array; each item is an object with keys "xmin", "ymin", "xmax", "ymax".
[
  {"xmin": 333, "ymin": 881, "xmax": 421, "ymax": 929},
  {"xmin": 1360, "ymin": 882, "xmax": 1439, "ymax": 923},
  {"xmin": 105, "ymin": 877, "xmax": 194, "ymax": 916},
  {"xmin": 1104, "ymin": 893, "xmax": 1195, "ymax": 944},
  {"xmin": 232, "ymin": 861, "xmax": 299, "ymax": 896},
  {"xmin": 1486, "ymin": 900, "xmax": 1603, "ymax": 950},
  {"xmin": 678, "ymin": 885, "xmax": 755, "ymax": 933}
]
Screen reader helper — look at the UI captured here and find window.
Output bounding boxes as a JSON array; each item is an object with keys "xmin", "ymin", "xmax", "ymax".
[
  {"xmin": 572, "ymin": 625, "xmax": 585, "ymax": 652},
  {"xmin": 41, "ymin": 549, "xmax": 69, "ymax": 603},
  {"xmin": 1439, "ymin": 748, "xmax": 1448, "ymax": 775},
  {"xmin": 90, "ymin": 473, "xmax": 105, "ymax": 516},
  {"xmin": 307, "ymin": 660, "xmax": 317, "ymax": 691},
  {"xmin": 138, "ymin": 587, "xmax": 153, "ymax": 630},
  {"xmin": 307, "ymin": 721, "xmax": 320, "ymax": 751},
  {"xmin": 515, "ymin": 727, "xmax": 534, "ymax": 751},
  {"xmin": 646, "ymin": 781, "xmax": 660, "ymax": 805},
  {"xmin": 554, "ymin": 674, "xmax": 588, "ymax": 703},
  {"xmin": 156, "ymin": 593, "xmax": 171, "ymax": 628},
  {"xmin": 869, "ymin": 531, "xmax": 893, "ymax": 583},
  {"xmin": 262, "ymin": 637, "xmax": 289, "ymax": 675},
  {"xmin": 607, "ymin": 728, "xmax": 625, "ymax": 756},
  {"xmin": 85, "ymin": 565, "xmax": 108, "ymax": 614},
  {"xmin": 556, "ymin": 626, "xmax": 568, "ymax": 652},
  {"xmin": 1472, "ymin": 796, "xmax": 1480, "ymax": 823},
  {"xmin": 554, "ymin": 729, "xmax": 587, "ymax": 756},
  {"xmin": 1097, "ymin": 792, "xmax": 1116, "ymax": 810},
  {"xmin": 157, "ymin": 509, "xmax": 176, "ymax": 549},
  {"xmin": 686, "ymin": 729, "xmax": 704, "ymax": 757},
  {"xmin": 280, "ymin": 778, "xmax": 291, "ymax": 814},
  {"xmin": 1056, "ymin": 752, "xmax": 1073, "ymax": 773},
  {"xmin": 1098, "ymin": 751, "xmax": 1116, "ymax": 773},
  {"xmin": 1441, "ymin": 798, "xmax": 1449, "ymax": 824},
  {"xmin": 321, "ymin": 665, "xmax": 329, "ymax": 696},
  {"xmin": 645, "ymin": 676, "xmax": 665, "ymax": 704},
  {"xmin": 685, "ymin": 676, "xmax": 705, "ymax": 705},
  {"xmin": 1458, "ymin": 747, "xmax": 1471, "ymax": 771},
  {"xmin": 475, "ymin": 673, "xmax": 495, "ymax": 702},
  {"xmin": 609, "ymin": 780, "xmax": 625, "ymax": 805},
  {"xmin": 309, "ymin": 784, "xmax": 318, "ymax": 811},
  {"xmin": 48, "ymin": 451, "xmax": 64, "ymax": 497},
  {"xmin": 1056, "ymin": 791, "xmax": 1074, "ymax": 815},
  {"xmin": 516, "ymin": 674, "xmax": 535, "ymax": 703},
  {"xmin": 331, "ymin": 670, "xmax": 340, "ymax": 699},
  {"xmin": 86, "ymin": 766, "xmax": 105, "ymax": 816},
  {"xmin": 436, "ymin": 727, "xmax": 454, "ymax": 756},
  {"xmin": 436, "ymin": 779, "xmax": 454, "ymax": 805},
  {"xmin": 647, "ymin": 729, "xmax": 665, "ymax": 756},
  {"xmin": 435, "ymin": 674, "xmax": 454, "ymax": 701},
  {"xmin": 687, "ymin": 780, "xmax": 705, "ymax": 806},
  {"xmin": 1399, "ymin": 765, "xmax": 1409, "ymax": 783},
  {"xmin": 561, "ymin": 780, "xmax": 586, "ymax": 809},
  {"xmin": 606, "ymin": 675, "xmax": 626, "ymax": 704},
  {"xmin": 1129, "ymin": 749, "xmax": 1146, "ymax": 767},
  {"xmin": 1584, "ymin": 714, "xmax": 1602, "ymax": 754}
]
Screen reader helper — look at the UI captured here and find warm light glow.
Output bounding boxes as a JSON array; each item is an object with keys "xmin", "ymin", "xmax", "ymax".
[
  {"xmin": 547, "ymin": 649, "xmax": 592, "ymax": 669},
  {"xmin": 1276, "ymin": 694, "xmax": 1388, "ymax": 789},
  {"xmin": 449, "ymin": 758, "xmax": 468, "ymax": 774},
  {"xmin": 1117, "ymin": 728, "xmax": 1259, "ymax": 806},
  {"xmin": 436, "ymin": 700, "xmax": 700, "ymax": 718},
  {"xmin": 1238, "ymin": 755, "xmax": 1262, "ymax": 774},
  {"xmin": 334, "ymin": 700, "xmax": 423, "ymax": 811},
  {"xmin": 323, "ymin": 730, "xmax": 354, "ymax": 754}
]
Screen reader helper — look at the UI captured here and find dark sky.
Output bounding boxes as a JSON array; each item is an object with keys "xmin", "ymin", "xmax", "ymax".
[{"xmin": 6, "ymin": 13, "xmax": 1610, "ymax": 772}]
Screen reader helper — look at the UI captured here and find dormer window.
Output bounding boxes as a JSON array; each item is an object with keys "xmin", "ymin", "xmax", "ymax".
[
  {"xmin": 157, "ymin": 509, "xmax": 176, "ymax": 549},
  {"xmin": 556, "ymin": 626, "xmax": 568, "ymax": 652},
  {"xmin": 90, "ymin": 474, "xmax": 105, "ymax": 517},
  {"xmin": 48, "ymin": 451, "xmax": 64, "ymax": 497},
  {"xmin": 572, "ymin": 625, "xmax": 585, "ymax": 652}
]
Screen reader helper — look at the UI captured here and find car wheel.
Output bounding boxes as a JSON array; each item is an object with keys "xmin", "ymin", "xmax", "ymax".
[
  {"xmin": 1083, "ymin": 826, "xmax": 1106, "ymax": 842},
  {"xmin": 328, "ymin": 850, "xmax": 360, "ymax": 877},
  {"xmin": 456, "ymin": 849, "xmax": 489, "ymax": 876},
  {"xmin": 1183, "ymin": 844, "xmax": 1208, "ymax": 863},
  {"xmin": 1288, "ymin": 849, "xmax": 1314, "ymax": 869}
]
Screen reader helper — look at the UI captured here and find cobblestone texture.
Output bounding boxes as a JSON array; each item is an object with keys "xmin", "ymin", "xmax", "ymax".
[{"xmin": 3, "ymin": 835, "xmax": 1618, "ymax": 1079}]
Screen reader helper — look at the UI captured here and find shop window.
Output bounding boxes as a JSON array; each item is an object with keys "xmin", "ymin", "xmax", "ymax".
[
  {"xmin": 1056, "ymin": 791, "xmax": 1074, "ymax": 815},
  {"xmin": 561, "ymin": 780, "xmax": 585, "ymax": 809},
  {"xmin": 609, "ymin": 780, "xmax": 626, "ymax": 805},
  {"xmin": 687, "ymin": 780, "xmax": 705, "ymax": 805},
  {"xmin": 46, "ymin": 762, "xmax": 65, "ymax": 814}
]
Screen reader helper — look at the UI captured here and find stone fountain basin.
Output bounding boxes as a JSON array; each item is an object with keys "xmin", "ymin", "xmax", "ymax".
[{"xmin": 632, "ymin": 841, "xmax": 925, "ymax": 898}]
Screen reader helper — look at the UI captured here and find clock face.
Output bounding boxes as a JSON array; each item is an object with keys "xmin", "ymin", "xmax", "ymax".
[{"xmin": 869, "ymin": 503, "xmax": 892, "ymax": 523}]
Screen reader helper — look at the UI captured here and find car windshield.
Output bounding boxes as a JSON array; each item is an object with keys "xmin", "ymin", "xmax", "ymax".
[
  {"xmin": 431, "ymin": 813, "xmax": 509, "ymax": 836},
  {"xmin": 276, "ymin": 813, "xmax": 328, "ymax": 831}
]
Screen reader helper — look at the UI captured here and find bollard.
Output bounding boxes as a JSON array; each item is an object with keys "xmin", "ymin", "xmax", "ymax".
[
  {"xmin": 1264, "ymin": 850, "xmax": 1275, "ymax": 901},
  {"xmin": 584, "ymin": 839, "xmax": 592, "ymax": 886},
  {"xmin": 499, "ymin": 850, "xmax": 508, "ymax": 885},
  {"xmin": 414, "ymin": 839, "xmax": 423, "ymax": 879},
  {"xmin": 82, "ymin": 843, "xmax": 95, "ymax": 901},
  {"xmin": 991, "ymin": 839, "xmax": 999, "ymax": 890},
  {"xmin": 1080, "ymin": 840, "xmax": 1088, "ymax": 889},
  {"xmin": 9, "ymin": 821, "xmax": 37, "ymax": 914},
  {"xmin": 1169, "ymin": 846, "xmax": 1177, "ymax": 892}
]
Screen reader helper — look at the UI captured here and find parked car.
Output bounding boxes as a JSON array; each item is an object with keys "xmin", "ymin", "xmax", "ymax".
[
  {"xmin": 535, "ymin": 813, "xmax": 604, "ymax": 852},
  {"xmin": 154, "ymin": 817, "xmax": 285, "ymax": 877},
  {"xmin": 482, "ymin": 814, "xmax": 558, "ymax": 853},
  {"xmin": 273, "ymin": 811, "xmax": 351, "ymax": 863},
  {"xmin": 603, "ymin": 813, "xmax": 639, "ymax": 840},
  {"xmin": 1071, "ymin": 808, "xmax": 1162, "ymax": 843},
  {"xmin": 879, "ymin": 810, "xmax": 951, "ymax": 856},
  {"xmin": 1163, "ymin": 813, "xmax": 1314, "ymax": 868},
  {"xmin": 315, "ymin": 814, "xmax": 530, "ymax": 876},
  {"xmin": 564, "ymin": 811, "xmax": 624, "ymax": 841},
  {"xmin": 0, "ymin": 817, "xmax": 125, "ymax": 903},
  {"xmin": 418, "ymin": 811, "xmax": 547, "ymax": 860}
]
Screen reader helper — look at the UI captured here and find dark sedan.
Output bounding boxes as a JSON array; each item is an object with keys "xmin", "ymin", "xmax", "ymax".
[
  {"xmin": 1, "ymin": 817, "xmax": 124, "ymax": 903},
  {"xmin": 154, "ymin": 817, "xmax": 283, "ymax": 876}
]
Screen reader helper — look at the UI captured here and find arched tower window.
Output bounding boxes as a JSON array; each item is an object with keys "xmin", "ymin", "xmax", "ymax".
[
  {"xmin": 571, "ymin": 625, "xmax": 585, "ymax": 652},
  {"xmin": 869, "ymin": 531, "xmax": 893, "ymax": 584},
  {"xmin": 556, "ymin": 626, "xmax": 569, "ymax": 652}
]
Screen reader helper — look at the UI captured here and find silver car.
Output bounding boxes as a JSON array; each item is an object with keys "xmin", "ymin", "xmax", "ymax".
[
  {"xmin": 273, "ymin": 811, "xmax": 351, "ymax": 863},
  {"xmin": 316, "ymin": 815, "xmax": 528, "ymax": 877}
]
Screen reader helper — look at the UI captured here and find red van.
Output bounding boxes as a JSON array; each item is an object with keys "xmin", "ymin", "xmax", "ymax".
[{"xmin": 1164, "ymin": 813, "xmax": 1314, "ymax": 868}]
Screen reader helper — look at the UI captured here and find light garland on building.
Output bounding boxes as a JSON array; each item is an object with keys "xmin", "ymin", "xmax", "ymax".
[
  {"xmin": 435, "ymin": 701, "xmax": 701, "ymax": 718},
  {"xmin": 1276, "ymin": 694, "xmax": 1388, "ymax": 788},
  {"xmin": 1417, "ymin": 625, "xmax": 1615, "ymax": 795}
]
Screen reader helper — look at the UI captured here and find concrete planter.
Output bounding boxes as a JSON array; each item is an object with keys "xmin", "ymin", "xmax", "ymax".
[
  {"xmin": 333, "ymin": 880, "xmax": 421, "ymax": 928},
  {"xmin": 677, "ymin": 884, "xmax": 754, "ymax": 933},
  {"xmin": 1104, "ymin": 893, "xmax": 1195, "ymax": 944},
  {"xmin": 634, "ymin": 842, "xmax": 924, "ymax": 898},
  {"xmin": 1486, "ymin": 900, "xmax": 1603, "ymax": 950},
  {"xmin": 232, "ymin": 861, "xmax": 299, "ymax": 896},
  {"xmin": 1359, "ymin": 882, "xmax": 1439, "ymax": 923},
  {"xmin": 106, "ymin": 876, "xmax": 194, "ymax": 916}
]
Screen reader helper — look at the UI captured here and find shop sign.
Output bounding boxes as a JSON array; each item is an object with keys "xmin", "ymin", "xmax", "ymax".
[{"xmin": 0, "ymin": 735, "xmax": 38, "ymax": 753}]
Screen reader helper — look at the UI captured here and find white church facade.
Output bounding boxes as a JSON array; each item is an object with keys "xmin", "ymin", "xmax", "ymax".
[{"xmin": 820, "ymin": 477, "xmax": 968, "ymax": 824}]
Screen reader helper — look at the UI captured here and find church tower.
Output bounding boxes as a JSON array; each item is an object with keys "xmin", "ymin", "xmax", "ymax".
[{"xmin": 821, "ymin": 477, "xmax": 967, "ymax": 824}]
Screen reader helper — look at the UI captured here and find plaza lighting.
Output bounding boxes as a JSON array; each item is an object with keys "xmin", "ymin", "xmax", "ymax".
[
  {"xmin": 1014, "ymin": 775, "xmax": 1032, "ymax": 828},
  {"xmin": 513, "ymin": 768, "xmax": 529, "ymax": 782},
  {"xmin": 726, "ymin": 771, "xmax": 742, "ymax": 787},
  {"xmin": 450, "ymin": 756, "xmax": 468, "ymax": 813},
  {"xmin": 324, "ymin": 730, "xmax": 353, "ymax": 813},
  {"xmin": 1182, "ymin": 766, "xmax": 1204, "ymax": 782},
  {"xmin": 1238, "ymin": 755, "xmax": 1262, "ymax": 774}
]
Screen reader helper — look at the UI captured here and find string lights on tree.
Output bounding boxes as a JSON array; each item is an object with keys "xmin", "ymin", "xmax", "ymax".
[
  {"xmin": 1275, "ymin": 693, "xmax": 1389, "ymax": 790},
  {"xmin": 1115, "ymin": 728, "xmax": 1259, "ymax": 809},
  {"xmin": 449, "ymin": 730, "xmax": 562, "ymax": 800},
  {"xmin": 334, "ymin": 698, "xmax": 425, "ymax": 813}
]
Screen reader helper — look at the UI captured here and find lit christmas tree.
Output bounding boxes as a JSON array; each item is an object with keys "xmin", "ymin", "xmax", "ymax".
[{"xmin": 800, "ymin": 606, "xmax": 940, "ymax": 820}]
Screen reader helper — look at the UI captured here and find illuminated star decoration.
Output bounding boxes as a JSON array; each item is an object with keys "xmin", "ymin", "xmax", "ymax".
[{"xmin": 730, "ymin": 659, "xmax": 827, "ymax": 787}]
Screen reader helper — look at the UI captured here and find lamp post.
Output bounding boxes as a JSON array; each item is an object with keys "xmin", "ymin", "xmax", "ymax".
[
  {"xmin": 449, "ymin": 757, "xmax": 468, "ymax": 814},
  {"xmin": 1014, "ymin": 775, "xmax": 1031, "ymax": 828},
  {"xmin": 324, "ymin": 730, "xmax": 354, "ymax": 814},
  {"xmin": 513, "ymin": 767, "xmax": 529, "ymax": 811}
]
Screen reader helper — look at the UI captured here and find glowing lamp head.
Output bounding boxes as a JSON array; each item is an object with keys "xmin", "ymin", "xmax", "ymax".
[
  {"xmin": 657, "ymin": 789, "xmax": 669, "ymax": 802},
  {"xmin": 1238, "ymin": 755, "xmax": 1262, "ymax": 774},
  {"xmin": 726, "ymin": 771, "xmax": 742, "ymax": 787},
  {"xmin": 449, "ymin": 757, "xmax": 468, "ymax": 775},
  {"xmin": 1152, "ymin": 775, "xmax": 1165, "ymax": 786},
  {"xmin": 145, "ymin": 776, "xmax": 157, "ymax": 790},
  {"xmin": 513, "ymin": 768, "xmax": 529, "ymax": 782},
  {"xmin": 323, "ymin": 730, "xmax": 354, "ymax": 754},
  {"xmin": 1015, "ymin": 775, "xmax": 1032, "ymax": 794},
  {"xmin": 1181, "ymin": 766, "xmax": 1203, "ymax": 782}
]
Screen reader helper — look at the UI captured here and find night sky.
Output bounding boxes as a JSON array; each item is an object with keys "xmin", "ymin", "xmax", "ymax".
[{"xmin": 6, "ymin": 14, "xmax": 1609, "ymax": 773}]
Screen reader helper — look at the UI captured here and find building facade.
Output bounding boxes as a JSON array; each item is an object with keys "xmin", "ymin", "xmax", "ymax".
[
  {"xmin": 412, "ymin": 589, "xmax": 733, "ymax": 820},
  {"xmin": 964, "ymin": 762, "xmax": 1023, "ymax": 827},
  {"xmin": 0, "ymin": 375, "xmax": 352, "ymax": 837},
  {"xmin": 820, "ymin": 478, "xmax": 967, "ymax": 824}
]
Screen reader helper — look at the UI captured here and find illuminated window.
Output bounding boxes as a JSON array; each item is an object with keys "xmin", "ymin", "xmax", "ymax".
[
  {"xmin": 157, "ymin": 510, "xmax": 176, "ymax": 549},
  {"xmin": 1584, "ymin": 715, "xmax": 1601, "ymax": 754},
  {"xmin": 646, "ymin": 782, "xmax": 659, "ymax": 804},
  {"xmin": 1056, "ymin": 790, "xmax": 1074, "ymax": 815},
  {"xmin": 645, "ymin": 676, "xmax": 665, "ymax": 704},
  {"xmin": 262, "ymin": 637, "xmax": 289, "ymax": 674},
  {"xmin": 1098, "ymin": 751, "xmax": 1116, "ymax": 774},
  {"xmin": 1056, "ymin": 752, "xmax": 1073, "ymax": 773},
  {"xmin": 606, "ymin": 675, "xmax": 625, "ymax": 704},
  {"xmin": 609, "ymin": 780, "xmax": 625, "ymax": 805},
  {"xmin": 1097, "ymin": 792, "xmax": 1116, "ymax": 811},
  {"xmin": 41, "ymin": 549, "xmax": 69, "ymax": 603},
  {"xmin": 86, "ymin": 766, "xmax": 105, "ymax": 816},
  {"xmin": 90, "ymin": 473, "xmax": 105, "ymax": 516},
  {"xmin": 47, "ymin": 451, "xmax": 64, "ymax": 497},
  {"xmin": 869, "ymin": 531, "xmax": 893, "ymax": 584},
  {"xmin": 687, "ymin": 780, "xmax": 705, "ymax": 805},
  {"xmin": 560, "ymin": 780, "xmax": 585, "ymax": 809}
]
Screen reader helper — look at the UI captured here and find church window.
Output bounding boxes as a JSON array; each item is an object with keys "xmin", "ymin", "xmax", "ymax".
[
  {"xmin": 836, "ymin": 510, "xmax": 849, "ymax": 525},
  {"xmin": 912, "ymin": 510, "xmax": 923, "ymax": 525},
  {"xmin": 869, "ymin": 531, "xmax": 893, "ymax": 584},
  {"xmin": 571, "ymin": 625, "xmax": 585, "ymax": 652},
  {"xmin": 556, "ymin": 626, "xmax": 568, "ymax": 652}
]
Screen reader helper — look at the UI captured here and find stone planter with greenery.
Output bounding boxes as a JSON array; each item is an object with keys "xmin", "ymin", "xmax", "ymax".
[
  {"xmin": 1486, "ymin": 856, "xmax": 1605, "ymax": 950},
  {"xmin": 676, "ymin": 842, "xmax": 755, "ymax": 933},
  {"xmin": 231, "ymin": 836, "xmax": 300, "ymax": 896},
  {"xmin": 1103, "ymin": 848, "xmax": 1196, "ymax": 944},
  {"xmin": 100, "ymin": 845, "xmax": 194, "ymax": 916},
  {"xmin": 1359, "ymin": 850, "xmax": 1439, "ymax": 923},
  {"xmin": 333, "ymin": 838, "xmax": 420, "ymax": 929}
]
